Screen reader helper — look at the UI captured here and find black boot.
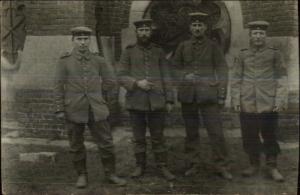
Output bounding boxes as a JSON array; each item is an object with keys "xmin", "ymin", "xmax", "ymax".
[
  {"xmin": 102, "ymin": 157, "xmax": 127, "ymax": 186},
  {"xmin": 131, "ymin": 153, "xmax": 146, "ymax": 178},
  {"xmin": 155, "ymin": 152, "xmax": 175, "ymax": 181},
  {"xmin": 242, "ymin": 154, "xmax": 260, "ymax": 177},
  {"xmin": 266, "ymin": 155, "xmax": 284, "ymax": 182},
  {"xmin": 73, "ymin": 160, "xmax": 88, "ymax": 188},
  {"xmin": 76, "ymin": 174, "xmax": 88, "ymax": 188}
]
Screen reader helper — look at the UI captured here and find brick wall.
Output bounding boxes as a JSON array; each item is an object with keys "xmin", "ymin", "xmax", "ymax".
[
  {"xmin": 95, "ymin": 0, "xmax": 131, "ymax": 60},
  {"xmin": 15, "ymin": 89, "xmax": 64, "ymax": 135},
  {"xmin": 21, "ymin": 1, "xmax": 298, "ymax": 53},
  {"xmin": 240, "ymin": 0, "xmax": 298, "ymax": 36},
  {"xmin": 24, "ymin": 1, "xmax": 94, "ymax": 35}
]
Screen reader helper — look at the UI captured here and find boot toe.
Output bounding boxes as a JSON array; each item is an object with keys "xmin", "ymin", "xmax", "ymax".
[
  {"xmin": 269, "ymin": 168, "xmax": 285, "ymax": 182},
  {"xmin": 76, "ymin": 174, "xmax": 88, "ymax": 188},
  {"xmin": 131, "ymin": 166, "xmax": 144, "ymax": 178},
  {"xmin": 108, "ymin": 174, "xmax": 127, "ymax": 186}
]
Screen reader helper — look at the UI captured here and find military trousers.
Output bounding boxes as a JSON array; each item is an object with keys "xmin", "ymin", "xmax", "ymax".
[
  {"xmin": 129, "ymin": 110, "xmax": 168, "ymax": 167},
  {"xmin": 66, "ymin": 107, "xmax": 115, "ymax": 175},
  {"xmin": 240, "ymin": 112, "xmax": 280, "ymax": 161},
  {"xmin": 181, "ymin": 102, "xmax": 229, "ymax": 166}
]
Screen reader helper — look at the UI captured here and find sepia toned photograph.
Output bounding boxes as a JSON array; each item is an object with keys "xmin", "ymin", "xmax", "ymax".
[{"xmin": 1, "ymin": 0, "xmax": 299, "ymax": 194}]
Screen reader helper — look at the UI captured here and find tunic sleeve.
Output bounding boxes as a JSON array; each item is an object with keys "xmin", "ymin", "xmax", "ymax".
[
  {"xmin": 231, "ymin": 52, "xmax": 243, "ymax": 107},
  {"xmin": 213, "ymin": 44, "xmax": 229, "ymax": 100},
  {"xmin": 53, "ymin": 59, "xmax": 66, "ymax": 113},
  {"xmin": 159, "ymin": 50, "xmax": 175, "ymax": 104},
  {"xmin": 171, "ymin": 42, "xmax": 186, "ymax": 86},
  {"xmin": 117, "ymin": 48, "xmax": 137, "ymax": 91},
  {"xmin": 274, "ymin": 50, "xmax": 288, "ymax": 109}
]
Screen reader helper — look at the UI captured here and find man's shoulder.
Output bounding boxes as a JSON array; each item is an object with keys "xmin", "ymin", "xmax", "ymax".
[
  {"xmin": 175, "ymin": 39, "xmax": 192, "ymax": 50},
  {"xmin": 60, "ymin": 51, "xmax": 72, "ymax": 59},
  {"xmin": 237, "ymin": 48, "xmax": 250, "ymax": 59},
  {"xmin": 91, "ymin": 52, "xmax": 102, "ymax": 58},
  {"xmin": 267, "ymin": 46, "xmax": 279, "ymax": 51},
  {"xmin": 125, "ymin": 44, "xmax": 137, "ymax": 50},
  {"xmin": 151, "ymin": 43, "xmax": 165, "ymax": 52},
  {"xmin": 267, "ymin": 46, "xmax": 280, "ymax": 54}
]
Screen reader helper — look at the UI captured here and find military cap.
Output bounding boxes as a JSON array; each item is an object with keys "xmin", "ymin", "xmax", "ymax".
[
  {"xmin": 70, "ymin": 26, "xmax": 92, "ymax": 36},
  {"xmin": 189, "ymin": 12, "xmax": 209, "ymax": 23},
  {"xmin": 133, "ymin": 19, "xmax": 153, "ymax": 28},
  {"xmin": 247, "ymin": 21, "xmax": 270, "ymax": 30}
]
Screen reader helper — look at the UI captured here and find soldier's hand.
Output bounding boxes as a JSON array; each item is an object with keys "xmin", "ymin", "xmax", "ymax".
[
  {"xmin": 273, "ymin": 106, "xmax": 284, "ymax": 112},
  {"xmin": 233, "ymin": 105, "xmax": 241, "ymax": 112},
  {"xmin": 56, "ymin": 112, "xmax": 65, "ymax": 120},
  {"xmin": 166, "ymin": 103, "xmax": 173, "ymax": 113},
  {"xmin": 184, "ymin": 73, "xmax": 196, "ymax": 81},
  {"xmin": 136, "ymin": 79, "xmax": 154, "ymax": 91}
]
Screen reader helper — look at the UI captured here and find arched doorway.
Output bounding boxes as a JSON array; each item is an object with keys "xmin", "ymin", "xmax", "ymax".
[{"xmin": 143, "ymin": 0, "xmax": 231, "ymax": 54}]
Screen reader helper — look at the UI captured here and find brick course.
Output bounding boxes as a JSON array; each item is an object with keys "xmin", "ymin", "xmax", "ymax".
[{"xmin": 240, "ymin": 0, "xmax": 298, "ymax": 36}]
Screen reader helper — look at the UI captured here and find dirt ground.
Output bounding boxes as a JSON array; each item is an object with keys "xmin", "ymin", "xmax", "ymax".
[{"xmin": 1, "ymin": 136, "xmax": 299, "ymax": 195}]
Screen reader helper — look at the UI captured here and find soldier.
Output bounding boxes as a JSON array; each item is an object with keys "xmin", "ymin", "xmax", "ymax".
[
  {"xmin": 172, "ymin": 12, "xmax": 232, "ymax": 180},
  {"xmin": 118, "ymin": 19, "xmax": 175, "ymax": 180},
  {"xmin": 231, "ymin": 21, "xmax": 288, "ymax": 182},
  {"xmin": 54, "ymin": 26, "xmax": 126, "ymax": 188}
]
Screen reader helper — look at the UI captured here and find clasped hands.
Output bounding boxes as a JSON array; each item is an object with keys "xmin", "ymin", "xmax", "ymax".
[
  {"xmin": 136, "ymin": 79, "xmax": 154, "ymax": 91},
  {"xmin": 136, "ymin": 79, "xmax": 173, "ymax": 113}
]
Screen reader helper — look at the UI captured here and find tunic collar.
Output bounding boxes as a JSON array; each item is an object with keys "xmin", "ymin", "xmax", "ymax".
[
  {"xmin": 72, "ymin": 48, "xmax": 91, "ymax": 61},
  {"xmin": 137, "ymin": 42, "xmax": 153, "ymax": 50},
  {"xmin": 191, "ymin": 36, "xmax": 207, "ymax": 45},
  {"xmin": 250, "ymin": 44, "xmax": 268, "ymax": 53}
]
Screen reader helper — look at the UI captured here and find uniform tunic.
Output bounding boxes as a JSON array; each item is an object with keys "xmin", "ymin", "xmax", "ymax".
[
  {"xmin": 54, "ymin": 48, "xmax": 116, "ymax": 123},
  {"xmin": 231, "ymin": 46, "xmax": 288, "ymax": 113},
  {"xmin": 172, "ymin": 37, "xmax": 228, "ymax": 103},
  {"xmin": 118, "ymin": 43, "xmax": 174, "ymax": 111}
]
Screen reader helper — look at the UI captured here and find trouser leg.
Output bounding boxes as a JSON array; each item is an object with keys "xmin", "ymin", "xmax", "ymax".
[
  {"xmin": 260, "ymin": 112, "xmax": 280, "ymax": 167},
  {"xmin": 240, "ymin": 112, "xmax": 263, "ymax": 164},
  {"xmin": 200, "ymin": 102, "xmax": 229, "ymax": 166},
  {"xmin": 66, "ymin": 121, "xmax": 87, "ymax": 175},
  {"xmin": 129, "ymin": 110, "xmax": 147, "ymax": 167},
  {"xmin": 181, "ymin": 103, "xmax": 200, "ymax": 165},
  {"xmin": 88, "ymin": 110, "xmax": 115, "ymax": 175},
  {"xmin": 148, "ymin": 110, "xmax": 167, "ymax": 167}
]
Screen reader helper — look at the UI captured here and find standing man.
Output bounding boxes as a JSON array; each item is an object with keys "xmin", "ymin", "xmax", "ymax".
[
  {"xmin": 172, "ymin": 12, "xmax": 232, "ymax": 180},
  {"xmin": 118, "ymin": 19, "xmax": 175, "ymax": 180},
  {"xmin": 54, "ymin": 26, "xmax": 126, "ymax": 188},
  {"xmin": 231, "ymin": 21, "xmax": 287, "ymax": 182}
]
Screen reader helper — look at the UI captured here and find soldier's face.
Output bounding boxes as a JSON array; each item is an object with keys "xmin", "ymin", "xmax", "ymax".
[
  {"xmin": 250, "ymin": 30, "xmax": 266, "ymax": 47},
  {"xmin": 190, "ymin": 22, "xmax": 207, "ymax": 38},
  {"xmin": 73, "ymin": 35, "xmax": 91, "ymax": 51},
  {"xmin": 136, "ymin": 27, "xmax": 152, "ymax": 43}
]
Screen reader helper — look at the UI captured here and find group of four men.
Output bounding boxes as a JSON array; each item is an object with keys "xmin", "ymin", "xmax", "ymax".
[{"xmin": 54, "ymin": 12, "xmax": 287, "ymax": 188}]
